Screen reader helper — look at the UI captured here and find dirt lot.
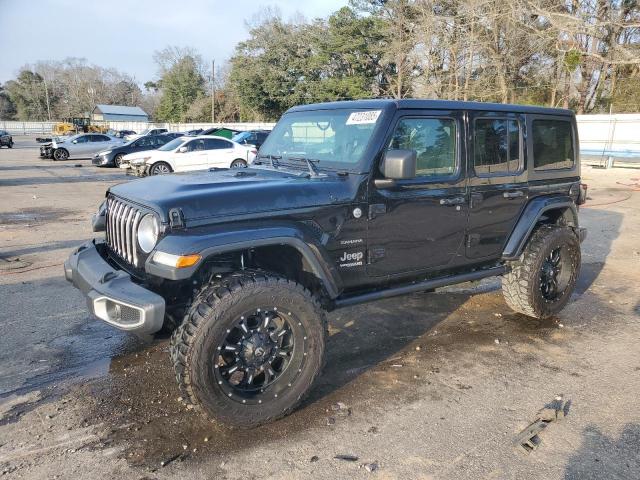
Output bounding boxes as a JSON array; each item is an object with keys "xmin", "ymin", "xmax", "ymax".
[{"xmin": 1, "ymin": 136, "xmax": 639, "ymax": 480}]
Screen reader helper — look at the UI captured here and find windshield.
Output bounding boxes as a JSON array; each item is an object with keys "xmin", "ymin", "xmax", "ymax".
[
  {"xmin": 158, "ymin": 137, "xmax": 186, "ymax": 151},
  {"xmin": 139, "ymin": 128, "xmax": 152, "ymax": 135},
  {"xmin": 258, "ymin": 109, "xmax": 382, "ymax": 171}
]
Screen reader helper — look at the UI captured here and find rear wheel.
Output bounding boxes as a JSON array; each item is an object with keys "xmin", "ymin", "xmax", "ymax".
[
  {"xmin": 230, "ymin": 159, "xmax": 247, "ymax": 168},
  {"xmin": 113, "ymin": 153, "xmax": 124, "ymax": 168},
  {"xmin": 170, "ymin": 272, "xmax": 326, "ymax": 428},
  {"xmin": 502, "ymin": 225, "xmax": 580, "ymax": 319},
  {"xmin": 149, "ymin": 161, "xmax": 172, "ymax": 175},
  {"xmin": 8, "ymin": 141, "xmax": 13, "ymax": 148},
  {"xmin": 53, "ymin": 148, "xmax": 69, "ymax": 161}
]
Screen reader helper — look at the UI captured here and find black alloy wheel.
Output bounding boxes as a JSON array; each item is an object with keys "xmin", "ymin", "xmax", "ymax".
[{"xmin": 214, "ymin": 307, "xmax": 305, "ymax": 405}]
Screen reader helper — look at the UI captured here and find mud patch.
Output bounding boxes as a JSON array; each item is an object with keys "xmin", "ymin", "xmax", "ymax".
[{"xmin": 0, "ymin": 207, "xmax": 75, "ymax": 226}]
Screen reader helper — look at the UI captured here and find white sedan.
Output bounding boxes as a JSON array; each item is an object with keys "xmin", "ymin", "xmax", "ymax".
[{"xmin": 122, "ymin": 136, "xmax": 257, "ymax": 176}]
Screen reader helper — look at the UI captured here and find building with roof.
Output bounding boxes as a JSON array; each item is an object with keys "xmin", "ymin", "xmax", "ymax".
[{"xmin": 91, "ymin": 105, "xmax": 149, "ymax": 122}]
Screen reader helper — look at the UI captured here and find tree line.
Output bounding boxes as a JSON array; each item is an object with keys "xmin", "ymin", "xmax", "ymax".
[{"xmin": 1, "ymin": 0, "xmax": 638, "ymax": 123}]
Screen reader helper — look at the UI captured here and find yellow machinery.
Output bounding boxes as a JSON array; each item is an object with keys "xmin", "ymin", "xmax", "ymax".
[{"xmin": 53, "ymin": 117, "xmax": 109, "ymax": 135}]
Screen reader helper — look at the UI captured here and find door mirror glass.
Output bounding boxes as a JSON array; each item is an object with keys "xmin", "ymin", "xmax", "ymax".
[
  {"xmin": 380, "ymin": 149, "xmax": 417, "ymax": 180},
  {"xmin": 178, "ymin": 146, "xmax": 188, "ymax": 153}
]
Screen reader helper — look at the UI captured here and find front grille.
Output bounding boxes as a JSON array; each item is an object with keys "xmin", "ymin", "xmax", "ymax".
[{"xmin": 105, "ymin": 196, "xmax": 143, "ymax": 267}]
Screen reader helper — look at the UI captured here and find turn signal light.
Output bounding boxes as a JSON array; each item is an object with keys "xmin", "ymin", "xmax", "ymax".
[
  {"xmin": 175, "ymin": 254, "xmax": 201, "ymax": 268},
  {"xmin": 153, "ymin": 251, "xmax": 201, "ymax": 268}
]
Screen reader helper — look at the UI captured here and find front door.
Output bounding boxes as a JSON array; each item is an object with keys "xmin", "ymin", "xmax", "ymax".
[
  {"xmin": 176, "ymin": 138, "xmax": 209, "ymax": 171},
  {"xmin": 466, "ymin": 112, "xmax": 528, "ymax": 260},
  {"xmin": 367, "ymin": 111, "xmax": 469, "ymax": 277}
]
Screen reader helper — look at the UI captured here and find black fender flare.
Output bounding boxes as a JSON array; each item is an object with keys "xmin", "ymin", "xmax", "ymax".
[
  {"xmin": 502, "ymin": 195, "xmax": 579, "ymax": 261},
  {"xmin": 145, "ymin": 222, "xmax": 342, "ymax": 299}
]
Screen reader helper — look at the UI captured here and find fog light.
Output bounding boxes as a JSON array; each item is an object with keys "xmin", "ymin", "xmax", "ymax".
[{"xmin": 107, "ymin": 302, "xmax": 122, "ymax": 322}]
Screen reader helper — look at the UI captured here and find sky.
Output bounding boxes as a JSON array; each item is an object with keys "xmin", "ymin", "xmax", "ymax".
[{"xmin": 0, "ymin": 0, "xmax": 348, "ymax": 84}]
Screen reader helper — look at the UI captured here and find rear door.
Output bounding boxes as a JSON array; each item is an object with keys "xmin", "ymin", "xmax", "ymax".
[
  {"xmin": 465, "ymin": 112, "xmax": 528, "ymax": 260},
  {"xmin": 204, "ymin": 138, "xmax": 236, "ymax": 167},
  {"xmin": 87, "ymin": 135, "xmax": 113, "ymax": 155},
  {"xmin": 366, "ymin": 110, "xmax": 469, "ymax": 277}
]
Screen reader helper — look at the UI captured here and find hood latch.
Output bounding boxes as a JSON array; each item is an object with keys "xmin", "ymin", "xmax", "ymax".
[{"xmin": 169, "ymin": 208, "xmax": 185, "ymax": 230}]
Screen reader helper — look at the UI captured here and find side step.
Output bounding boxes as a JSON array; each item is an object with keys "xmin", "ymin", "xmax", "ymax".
[{"xmin": 333, "ymin": 265, "xmax": 508, "ymax": 309}]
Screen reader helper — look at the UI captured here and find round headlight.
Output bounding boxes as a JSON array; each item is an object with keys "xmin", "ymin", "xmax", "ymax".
[{"xmin": 137, "ymin": 214, "xmax": 159, "ymax": 253}]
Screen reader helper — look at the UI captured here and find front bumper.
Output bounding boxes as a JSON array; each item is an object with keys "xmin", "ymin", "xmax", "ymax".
[
  {"xmin": 92, "ymin": 153, "xmax": 114, "ymax": 166},
  {"xmin": 40, "ymin": 145, "xmax": 53, "ymax": 158},
  {"xmin": 64, "ymin": 240, "xmax": 165, "ymax": 334}
]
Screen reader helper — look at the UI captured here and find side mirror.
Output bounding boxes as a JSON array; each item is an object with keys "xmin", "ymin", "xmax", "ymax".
[
  {"xmin": 72, "ymin": 140, "xmax": 78, "ymax": 144},
  {"xmin": 178, "ymin": 146, "xmax": 188, "ymax": 153},
  {"xmin": 376, "ymin": 149, "xmax": 417, "ymax": 187}
]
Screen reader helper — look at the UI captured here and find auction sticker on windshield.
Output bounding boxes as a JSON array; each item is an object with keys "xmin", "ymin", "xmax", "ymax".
[{"xmin": 346, "ymin": 110, "xmax": 382, "ymax": 125}]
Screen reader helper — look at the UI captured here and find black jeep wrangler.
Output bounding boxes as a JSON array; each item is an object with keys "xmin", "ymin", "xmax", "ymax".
[{"xmin": 65, "ymin": 99, "xmax": 587, "ymax": 427}]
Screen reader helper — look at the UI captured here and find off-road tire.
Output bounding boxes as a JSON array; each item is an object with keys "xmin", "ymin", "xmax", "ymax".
[
  {"xmin": 53, "ymin": 148, "xmax": 69, "ymax": 161},
  {"xmin": 113, "ymin": 153, "xmax": 124, "ymax": 168},
  {"xmin": 149, "ymin": 161, "xmax": 172, "ymax": 175},
  {"xmin": 502, "ymin": 225, "xmax": 580, "ymax": 319},
  {"xmin": 169, "ymin": 271, "xmax": 326, "ymax": 428}
]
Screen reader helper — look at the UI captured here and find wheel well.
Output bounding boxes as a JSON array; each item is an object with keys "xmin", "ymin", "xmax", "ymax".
[
  {"xmin": 536, "ymin": 206, "xmax": 577, "ymax": 228},
  {"xmin": 194, "ymin": 245, "xmax": 329, "ymax": 300}
]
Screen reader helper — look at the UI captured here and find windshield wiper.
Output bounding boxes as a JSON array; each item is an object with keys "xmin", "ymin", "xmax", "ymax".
[
  {"xmin": 255, "ymin": 154, "xmax": 282, "ymax": 169},
  {"xmin": 286, "ymin": 156, "xmax": 321, "ymax": 177}
]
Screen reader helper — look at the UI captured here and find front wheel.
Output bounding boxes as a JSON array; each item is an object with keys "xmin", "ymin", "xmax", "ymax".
[
  {"xmin": 170, "ymin": 272, "xmax": 326, "ymax": 428},
  {"xmin": 230, "ymin": 159, "xmax": 247, "ymax": 168},
  {"xmin": 53, "ymin": 148, "xmax": 69, "ymax": 161},
  {"xmin": 113, "ymin": 153, "xmax": 124, "ymax": 168},
  {"xmin": 149, "ymin": 161, "xmax": 172, "ymax": 175},
  {"xmin": 502, "ymin": 225, "xmax": 580, "ymax": 319}
]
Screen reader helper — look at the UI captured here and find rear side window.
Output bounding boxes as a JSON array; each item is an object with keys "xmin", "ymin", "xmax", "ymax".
[
  {"xmin": 205, "ymin": 138, "xmax": 232, "ymax": 149},
  {"xmin": 389, "ymin": 117, "xmax": 457, "ymax": 178},
  {"xmin": 532, "ymin": 120, "xmax": 574, "ymax": 170},
  {"xmin": 474, "ymin": 118, "xmax": 520, "ymax": 175}
]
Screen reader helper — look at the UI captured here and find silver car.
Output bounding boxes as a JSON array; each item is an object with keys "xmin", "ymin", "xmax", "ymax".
[{"xmin": 51, "ymin": 133, "xmax": 125, "ymax": 160}]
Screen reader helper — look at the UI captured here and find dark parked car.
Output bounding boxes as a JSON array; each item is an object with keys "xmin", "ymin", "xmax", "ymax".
[
  {"xmin": 162, "ymin": 132, "xmax": 184, "ymax": 140},
  {"xmin": 92, "ymin": 134, "xmax": 173, "ymax": 167},
  {"xmin": 0, "ymin": 130, "xmax": 14, "ymax": 148},
  {"xmin": 232, "ymin": 130, "xmax": 271, "ymax": 149},
  {"xmin": 185, "ymin": 128, "xmax": 203, "ymax": 136},
  {"xmin": 66, "ymin": 99, "xmax": 587, "ymax": 428},
  {"xmin": 113, "ymin": 130, "xmax": 137, "ymax": 139}
]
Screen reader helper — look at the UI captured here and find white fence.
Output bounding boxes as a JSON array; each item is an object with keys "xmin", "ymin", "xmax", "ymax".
[
  {"xmin": 0, "ymin": 120, "xmax": 276, "ymax": 135},
  {"xmin": 575, "ymin": 114, "xmax": 640, "ymax": 159}
]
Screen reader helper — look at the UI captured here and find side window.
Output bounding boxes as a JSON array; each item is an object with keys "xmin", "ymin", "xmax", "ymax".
[
  {"xmin": 187, "ymin": 139, "xmax": 206, "ymax": 151},
  {"xmin": 74, "ymin": 136, "xmax": 89, "ymax": 143},
  {"xmin": 388, "ymin": 117, "xmax": 457, "ymax": 178},
  {"xmin": 204, "ymin": 138, "xmax": 232, "ymax": 150},
  {"xmin": 473, "ymin": 118, "xmax": 520, "ymax": 175},
  {"xmin": 138, "ymin": 137, "xmax": 153, "ymax": 147},
  {"xmin": 532, "ymin": 120, "xmax": 574, "ymax": 170}
]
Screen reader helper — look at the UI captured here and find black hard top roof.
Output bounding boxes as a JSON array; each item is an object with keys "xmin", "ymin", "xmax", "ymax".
[{"xmin": 287, "ymin": 98, "xmax": 573, "ymax": 116}]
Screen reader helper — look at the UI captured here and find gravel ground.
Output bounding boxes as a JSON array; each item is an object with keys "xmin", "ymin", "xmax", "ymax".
[{"xmin": 1, "ymin": 136, "xmax": 639, "ymax": 479}]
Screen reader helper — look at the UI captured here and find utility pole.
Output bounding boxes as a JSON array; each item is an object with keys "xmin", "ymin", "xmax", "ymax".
[{"xmin": 211, "ymin": 59, "xmax": 215, "ymax": 124}]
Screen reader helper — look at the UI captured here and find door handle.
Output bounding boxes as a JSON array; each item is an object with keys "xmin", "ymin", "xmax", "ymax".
[
  {"xmin": 503, "ymin": 191, "xmax": 524, "ymax": 199},
  {"xmin": 439, "ymin": 197, "xmax": 466, "ymax": 206}
]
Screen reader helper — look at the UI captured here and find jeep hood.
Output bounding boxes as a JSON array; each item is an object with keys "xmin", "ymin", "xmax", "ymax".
[{"xmin": 108, "ymin": 168, "xmax": 357, "ymax": 224}]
